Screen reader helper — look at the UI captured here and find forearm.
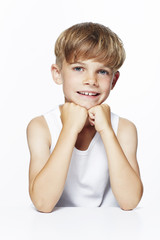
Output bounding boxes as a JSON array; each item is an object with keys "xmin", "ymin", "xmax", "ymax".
[
  {"xmin": 30, "ymin": 127, "xmax": 77, "ymax": 212},
  {"xmin": 100, "ymin": 128, "xmax": 143, "ymax": 210}
]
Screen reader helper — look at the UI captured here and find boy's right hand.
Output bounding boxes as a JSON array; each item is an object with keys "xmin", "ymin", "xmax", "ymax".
[{"xmin": 61, "ymin": 102, "xmax": 88, "ymax": 135}]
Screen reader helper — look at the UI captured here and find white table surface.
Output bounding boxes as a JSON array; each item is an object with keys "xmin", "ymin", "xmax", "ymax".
[{"xmin": 0, "ymin": 204, "xmax": 159, "ymax": 240}]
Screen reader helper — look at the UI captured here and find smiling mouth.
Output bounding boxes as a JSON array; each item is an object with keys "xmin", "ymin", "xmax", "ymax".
[{"xmin": 77, "ymin": 91, "xmax": 100, "ymax": 96}]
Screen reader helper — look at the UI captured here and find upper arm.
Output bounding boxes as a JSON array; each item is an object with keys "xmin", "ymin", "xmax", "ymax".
[
  {"xmin": 26, "ymin": 116, "xmax": 51, "ymax": 192},
  {"xmin": 117, "ymin": 118, "xmax": 140, "ymax": 177}
]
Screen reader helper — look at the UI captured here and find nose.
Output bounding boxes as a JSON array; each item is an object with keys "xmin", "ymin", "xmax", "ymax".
[{"xmin": 83, "ymin": 72, "xmax": 98, "ymax": 86}]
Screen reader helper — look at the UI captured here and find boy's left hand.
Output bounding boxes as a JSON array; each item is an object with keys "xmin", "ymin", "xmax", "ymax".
[{"xmin": 88, "ymin": 104, "xmax": 112, "ymax": 134}]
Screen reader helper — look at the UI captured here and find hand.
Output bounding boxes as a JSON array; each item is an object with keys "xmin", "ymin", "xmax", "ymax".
[
  {"xmin": 61, "ymin": 102, "xmax": 88, "ymax": 134},
  {"xmin": 88, "ymin": 104, "xmax": 112, "ymax": 133}
]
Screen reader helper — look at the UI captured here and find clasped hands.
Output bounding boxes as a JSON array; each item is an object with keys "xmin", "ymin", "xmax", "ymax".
[{"xmin": 61, "ymin": 102, "xmax": 112, "ymax": 135}]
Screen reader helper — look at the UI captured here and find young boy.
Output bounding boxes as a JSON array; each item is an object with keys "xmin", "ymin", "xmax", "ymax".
[{"xmin": 27, "ymin": 22, "xmax": 143, "ymax": 213}]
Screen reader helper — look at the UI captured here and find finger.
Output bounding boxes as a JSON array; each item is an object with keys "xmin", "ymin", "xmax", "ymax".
[
  {"xmin": 88, "ymin": 111, "xmax": 95, "ymax": 119},
  {"xmin": 89, "ymin": 117, "xmax": 95, "ymax": 126},
  {"xmin": 89, "ymin": 121, "xmax": 95, "ymax": 126},
  {"xmin": 88, "ymin": 108, "xmax": 95, "ymax": 115}
]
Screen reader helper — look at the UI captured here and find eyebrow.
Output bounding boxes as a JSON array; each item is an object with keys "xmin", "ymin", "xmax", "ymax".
[
  {"xmin": 70, "ymin": 62, "xmax": 86, "ymax": 66},
  {"xmin": 70, "ymin": 62, "xmax": 111, "ymax": 69}
]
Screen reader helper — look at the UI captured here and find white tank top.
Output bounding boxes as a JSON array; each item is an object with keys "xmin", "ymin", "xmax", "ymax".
[{"xmin": 43, "ymin": 105, "xmax": 119, "ymax": 207}]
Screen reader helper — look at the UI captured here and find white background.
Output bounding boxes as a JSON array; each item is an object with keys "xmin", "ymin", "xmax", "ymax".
[{"xmin": 0, "ymin": 0, "xmax": 160, "ymax": 210}]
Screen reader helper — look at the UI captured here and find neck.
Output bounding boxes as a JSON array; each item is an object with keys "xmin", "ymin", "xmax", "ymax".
[
  {"xmin": 79, "ymin": 117, "xmax": 96, "ymax": 136},
  {"xmin": 76, "ymin": 118, "xmax": 96, "ymax": 151}
]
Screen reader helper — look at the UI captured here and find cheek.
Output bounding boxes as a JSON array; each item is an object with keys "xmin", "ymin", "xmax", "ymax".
[
  {"xmin": 99, "ymin": 75, "xmax": 112, "ymax": 85},
  {"xmin": 62, "ymin": 78, "xmax": 76, "ymax": 96},
  {"xmin": 101, "ymin": 80, "xmax": 112, "ymax": 92},
  {"xmin": 100, "ymin": 83, "xmax": 112, "ymax": 99}
]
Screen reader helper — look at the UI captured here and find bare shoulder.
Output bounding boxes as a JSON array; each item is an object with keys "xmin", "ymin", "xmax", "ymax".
[
  {"xmin": 27, "ymin": 116, "xmax": 52, "ymax": 190},
  {"xmin": 118, "ymin": 117, "xmax": 137, "ymax": 138},
  {"xmin": 27, "ymin": 115, "xmax": 51, "ymax": 151},
  {"xmin": 27, "ymin": 115, "xmax": 48, "ymax": 134},
  {"xmin": 117, "ymin": 117, "xmax": 140, "ymax": 175},
  {"xmin": 117, "ymin": 117, "xmax": 138, "ymax": 155}
]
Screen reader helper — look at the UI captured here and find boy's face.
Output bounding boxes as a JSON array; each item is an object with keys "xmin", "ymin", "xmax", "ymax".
[{"xmin": 52, "ymin": 59, "xmax": 119, "ymax": 110}]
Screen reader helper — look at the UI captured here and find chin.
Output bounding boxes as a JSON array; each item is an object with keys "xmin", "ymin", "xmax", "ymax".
[{"xmin": 79, "ymin": 103, "xmax": 98, "ymax": 110}]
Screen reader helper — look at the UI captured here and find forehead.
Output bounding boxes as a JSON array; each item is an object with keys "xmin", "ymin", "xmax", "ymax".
[
  {"xmin": 64, "ymin": 41, "xmax": 116, "ymax": 68},
  {"xmin": 66, "ymin": 58, "xmax": 112, "ymax": 69}
]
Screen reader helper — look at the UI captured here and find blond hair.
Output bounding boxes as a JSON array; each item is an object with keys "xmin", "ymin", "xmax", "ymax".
[{"xmin": 55, "ymin": 22, "xmax": 126, "ymax": 72}]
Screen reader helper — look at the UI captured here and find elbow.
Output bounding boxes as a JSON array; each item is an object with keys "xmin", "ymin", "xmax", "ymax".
[
  {"xmin": 29, "ymin": 186, "xmax": 56, "ymax": 213},
  {"xmin": 36, "ymin": 205, "xmax": 54, "ymax": 213},
  {"xmin": 33, "ymin": 199, "xmax": 55, "ymax": 213},
  {"xmin": 120, "ymin": 185, "xmax": 144, "ymax": 211},
  {"xmin": 30, "ymin": 192, "xmax": 56, "ymax": 213},
  {"xmin": 120, "ymin": 203, "xmax": 138, "ymax": 211},
  {"xmin": 120, "ymin": 199, "xmax": 140, "ymax": 211}
]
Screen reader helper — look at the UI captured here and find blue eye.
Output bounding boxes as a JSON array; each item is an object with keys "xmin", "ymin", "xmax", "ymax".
[
  {"xmin": 98, "ymin": 69, "xmax": 108, "ymax": 75},
  {"xmin": 74, "ymin": 67, "xmax": 83, "ymax": 71}
]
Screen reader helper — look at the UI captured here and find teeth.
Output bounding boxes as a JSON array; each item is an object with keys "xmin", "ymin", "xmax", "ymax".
[{"xmin": 79, "ymin": 92, "xmax": 98, "ymax": 96}]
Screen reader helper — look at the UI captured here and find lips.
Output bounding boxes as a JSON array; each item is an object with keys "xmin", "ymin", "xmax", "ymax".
[{"xmin": 77, "ymin": 91, "xmax": 100, "ymax": 96}]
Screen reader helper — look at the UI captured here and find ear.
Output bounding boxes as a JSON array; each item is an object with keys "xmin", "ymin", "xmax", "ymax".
[
  {"xmin": 51, "ymin": 64, "xmax": 63, "ymax": 85},
  {"xmin": 111, "ymin": 71, "xmax": 120, "ymax": 90}
]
